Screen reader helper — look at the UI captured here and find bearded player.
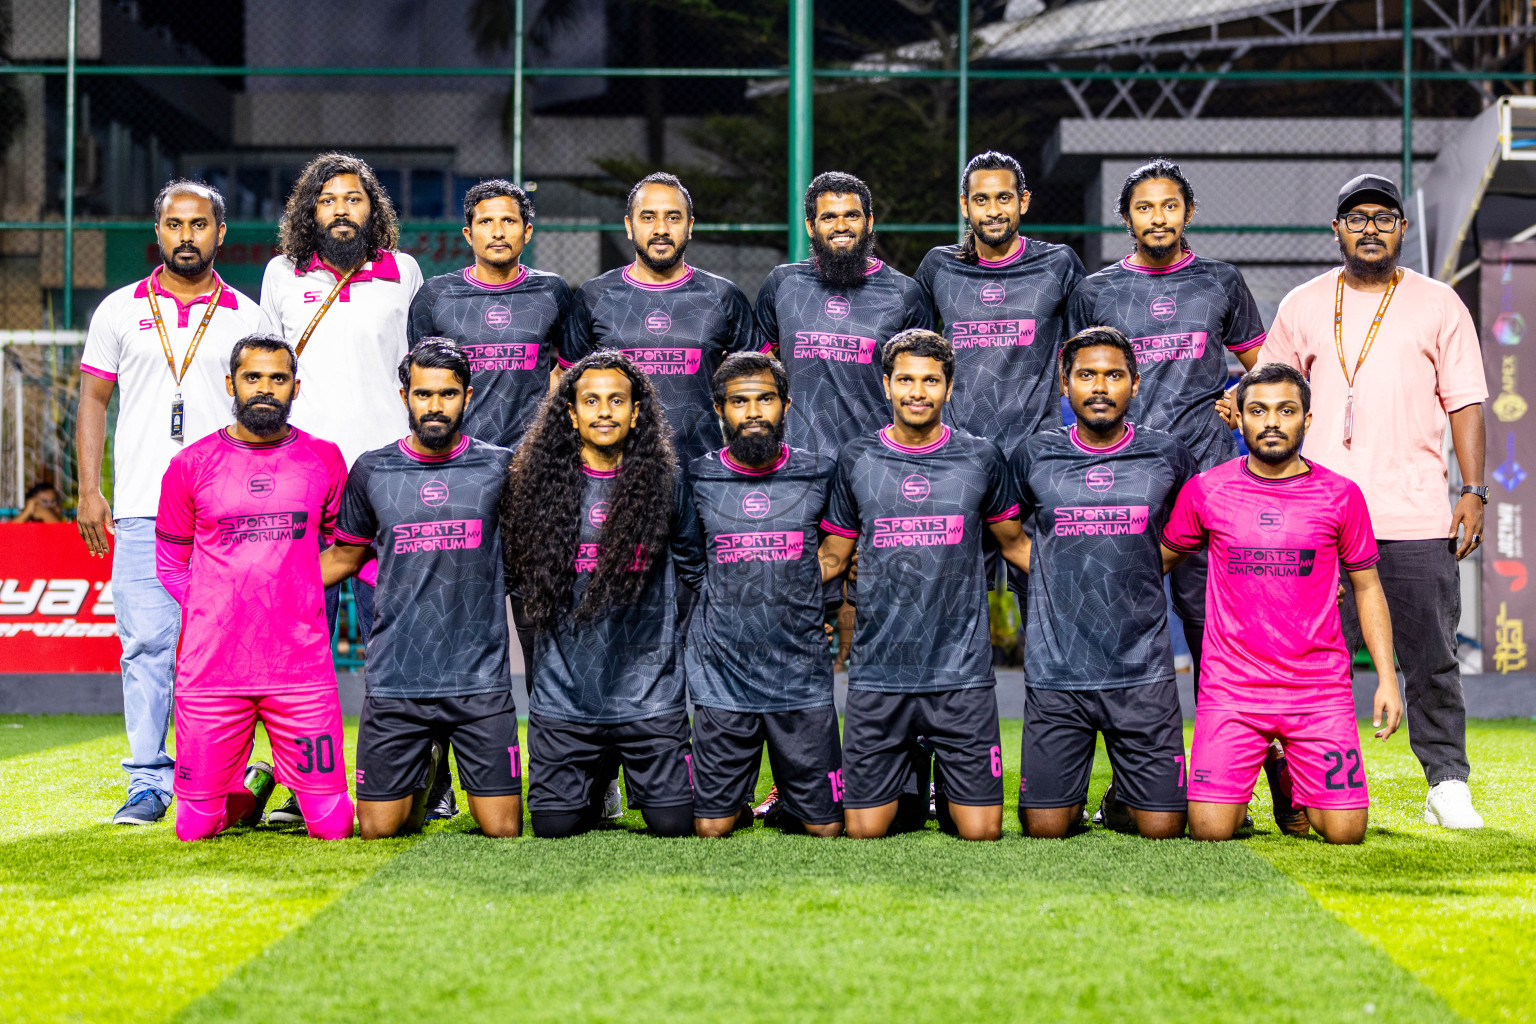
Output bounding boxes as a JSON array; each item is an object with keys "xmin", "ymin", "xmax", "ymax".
[
  {"xmin": 568, "ymin": 173, "xmax": 761, "ymax": 467},
  {"xmin": 155, "ymin": 335, "xmax": 353, "ymax": 842},
  {"xmin": 503, "ymin": 351, "xmax": 706, "ymax": 838},
  {"xmin": 916, "ymin": 151, "xmax": 1085, "ymax": 455},
  {"xmin": 686, "ymin": 352, "xmax": 842, "ymax": 838},
  {"xmin": 817, "ymin": 330, "xmax": 1030, "ymax": 841},
  {"xmin": 1011, "ymin": 327, "xmax": 1195, "ymax": 839},
  {"xmin": 322, "ymin": 339, "xmax": 521, "ymax": 839},
  {"xmin": 1162, "ymin": 362, "xmax": 1403, "ymax": 844}
]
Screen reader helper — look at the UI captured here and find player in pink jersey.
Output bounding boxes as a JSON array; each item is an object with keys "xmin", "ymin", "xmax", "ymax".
[
  {"xmin": 155, "ymin": 334, "xmax": 354, "ymax": 842},
  {"xmin": 1160, "ymin": 362, "xmax": 1403, "ymax": 844}
]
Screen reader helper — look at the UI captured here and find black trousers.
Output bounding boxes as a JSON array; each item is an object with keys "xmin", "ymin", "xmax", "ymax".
[{"xmin": 1339, "ymin": 538, "xmax": 1470, "ymax": 785}]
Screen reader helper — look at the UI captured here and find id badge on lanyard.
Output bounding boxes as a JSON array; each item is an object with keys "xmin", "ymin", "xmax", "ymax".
[{"xmin": 145, "ymin": 274, "xmax": 223, "ymax": 443}]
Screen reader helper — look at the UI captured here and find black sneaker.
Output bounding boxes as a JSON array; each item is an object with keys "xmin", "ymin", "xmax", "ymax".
[
  {"xmin": 1095, "ymin": 784, "xmax": 1136, "ymax": 833},
  {"xmin": 424, "ymin": 763, "xmax": 458, "ymax": 821},
  {"xmin": 1264, "ymin": 754, "xmax": 1311, "ymax": 836},
  {"xmin": 240, "ymin": 762, "xmax": 277, "ymax": 826},
  {"xmin": 404, "ymin": 741, "xmax": 443, "ymax": 834},
  {"xmin": 113, "ymin": 789, "xmax": 169, "ymax": 825},
  {"xmin": 266, "ymin": 791, "xmax": 304, "ymax": 826}
]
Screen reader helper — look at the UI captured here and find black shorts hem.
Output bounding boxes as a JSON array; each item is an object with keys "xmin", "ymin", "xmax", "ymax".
[
  {"xmin": 357, "ymin": 789, "xmax": 419, "ymax": 803},
  {"xmin": 464, "ymin": 786, "xmax": 524, "ymax": 799},
  {"xmin": 1017, "ymin": 796, "xmax": 1088, "ymax": 810},
  {"xmin": 1120, "ymin": 800, "xmax": 1188, "ymax": 813},
  {"xmin": 843, "ymin": 795, "xmax": 902, "ymax": 811},
  {"xmin": 941, "ymin": 795, "xmax": 1003, "ymax": 808}
]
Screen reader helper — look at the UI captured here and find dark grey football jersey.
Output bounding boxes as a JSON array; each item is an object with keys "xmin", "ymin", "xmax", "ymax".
[
  {"xmin": 916, "ymin": 240, "xmax": 1086, "ymax": 456},
  {"xmin": 755, "ymin": 258, "xmax": 934, "ymax": 456},
  {"xmin": 684, "ymin": 445, "xmax": 837, "ymax": 713},
  {"xmin": 1066, "ymin": 252, "xmax": 1265, "ymax": 471},
  {"xmin": 407, "ymin": 266, "xmax": 582, "ymax": 448},
  {"xmin": 570, "ymin": 265, "xmax": 762, "ymax": 466},
  {"xmin": 336, "ymin": 436, "xmax": 515, "ymax": 699},
  {"xmin": 1011, "ymin": 423, "xmax": 1196, "ymax": 690},
  {"xmin": 527, "ymin": 468, "xmax": 708, "ymax": 725},
  {"xmin": 822, "ymin": 425, "xmax": 1018, "ymax": 693}
]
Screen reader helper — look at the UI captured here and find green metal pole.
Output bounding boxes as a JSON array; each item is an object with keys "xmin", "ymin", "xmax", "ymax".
[
  {"xmin": 512, "ymin": 0, "xmax": 524, "ymax": 187},
  {"xmin": 957, "ymin": 0, "xmax": 970, "ymax": 240},
  {"xmin": 1402, "ymin": 0, "xmax": 1413, "ymax": 193},
  {"xmin": 62, "ymin": 0, "xmax": 77, "ymax": 330},
  {"xmin": 787, "ymin": 0, "xmax": 812, "ymax": 262}
]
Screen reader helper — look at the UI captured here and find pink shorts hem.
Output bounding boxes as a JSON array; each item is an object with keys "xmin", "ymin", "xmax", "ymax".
[{"xmin": 1189, "ymin": 706, "xmax": 1369, "ymax": 809}]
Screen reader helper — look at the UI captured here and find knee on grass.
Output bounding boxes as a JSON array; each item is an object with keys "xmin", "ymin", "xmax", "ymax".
[
  {"xmin": 531, "ymin": 809, "xmax": 596, "ymax": 839},
  {"xmin": 642, "ymin": 804, "xmax": 695, "ymax": 838},
  {"xmin": 298, "ymin": 791, "xmax": 354, "ymax": 840},
  {"xmin": 175, "ymin": 796, "xmax": 232, "ymax": 842}
]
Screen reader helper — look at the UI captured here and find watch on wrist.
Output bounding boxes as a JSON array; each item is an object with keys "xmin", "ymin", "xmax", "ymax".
[{"xmin": 1461, "ymin": 485, "xmax": 1489, "ymax": 505}]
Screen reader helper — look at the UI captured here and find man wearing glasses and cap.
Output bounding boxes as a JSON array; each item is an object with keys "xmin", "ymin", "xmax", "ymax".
[{"xmin": 1252, "ymin": 173, "xmax": 1488, "ymax": 829}]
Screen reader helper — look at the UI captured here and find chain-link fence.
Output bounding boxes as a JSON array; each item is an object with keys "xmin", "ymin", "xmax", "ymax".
[{"xmin": 2, "ymin": 0, "xmax": 1535, "ymax": 509}]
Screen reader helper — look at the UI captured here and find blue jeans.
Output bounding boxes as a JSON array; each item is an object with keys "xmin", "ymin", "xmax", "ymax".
[{"xmin": 113, "ymin": 517, "xmax": 179, "ymax": 798}]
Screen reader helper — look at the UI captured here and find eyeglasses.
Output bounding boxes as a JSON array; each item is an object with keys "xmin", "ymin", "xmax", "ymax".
[{"xmin": 1341, "ymin": 212, "xmax": 1402, "ymax": 233}]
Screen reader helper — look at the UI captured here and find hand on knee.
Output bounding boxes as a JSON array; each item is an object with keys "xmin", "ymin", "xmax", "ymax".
[{"xmin": 298, "ymin": 791, "xmax": 354, "ymax": 840}]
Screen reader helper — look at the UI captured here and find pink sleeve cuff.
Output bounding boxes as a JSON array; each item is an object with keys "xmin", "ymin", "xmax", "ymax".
[
  {"xmin": 757, "ymin": 341, "xmax": 775, "ymax": 353},
  {"xmin": 557, "ymin": 356, "xmax": 576, "ymax": 369},
  {"xmin": 1342, "ymin": 553, "xmax": 1381, "ymax": 572},
  {"xmin": 820, "ymin": 518, "xmax": 858, "ymax": 539},
  {"xmin": 1160, "ymin": 532, "xmax": 1202, "ymax": 553},
  {"xmin": 1226, "ymin": 332, "xmax": 1266, "ymax": 354},
  {"xmin": 332, "ymin": 529, "xmax": 373, "ymax": 546},
  {"xmin": 81, "ymin": 363, "xmax": 117, "ymax": 382},
  {"xmin": 986, "ymin": 504, "xmax": 1021, "ymax": 524}
]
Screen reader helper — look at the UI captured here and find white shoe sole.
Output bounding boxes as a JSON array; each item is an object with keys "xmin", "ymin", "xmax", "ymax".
[
  {"xmin": 112, "ymin": 815, "xmax": 160, "ymax": 825},
  {"xmin": 1423, "ymin": 808, "xmax": 1484, "ymax": 829}
]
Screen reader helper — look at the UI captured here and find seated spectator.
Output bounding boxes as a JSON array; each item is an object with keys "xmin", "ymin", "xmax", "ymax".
[{"xmin": 11, "ymin": 481, "xmax": 64, "ymax": 523}]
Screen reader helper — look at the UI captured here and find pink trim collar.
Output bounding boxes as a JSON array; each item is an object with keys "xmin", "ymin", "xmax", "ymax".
[
  {"xmin": 622, "ymin": 264, "xmax": 693, "ymax": 291},
  {"xmin": 581, "ymin": 464, "xmax": 621, "ymax": 478},
  {"xmin": 880, "ymin": 423, "xmax": 951, "ymax": 454},
  {"xmin": 297, "ymin": 250, "xmax": 403, "ymax": 301},
  {"xmin": 461, "ymin": 264, "xmax": 528, "ymax": 292},
  {"xmin": 1241, "ymin": 456, "xmax": 1313, "ymax": 485},
  {"xmin": 977, "ymin": 238, "xmax": 1026, "ymax": 268},
  {"xmin": 1069, "ymin": 422, "xmax": 1135, "ymax": 455},
  {"xmin": 134, "ymin": 267, "xmax": 238, "ymax": 327},
  {"xmin": 721, "ymin": 444, "xmax": 790, "ymax": 476},
  {"xmin": 396, "ymin": 435, "xmax": 470, "ymax": 463},
  {"xmin": 1120, "ymin": 250, "xmax": 1196, "ymax": 275}
]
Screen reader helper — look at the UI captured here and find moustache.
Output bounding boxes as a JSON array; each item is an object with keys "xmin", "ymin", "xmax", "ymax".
[{"xmin": 1257, "ymin": 430, "xmax": 1288, "ymax": 441}]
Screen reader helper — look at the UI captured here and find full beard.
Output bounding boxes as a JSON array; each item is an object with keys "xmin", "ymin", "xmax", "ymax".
[
  {"xmin": 317, "ymin": 221, "xmax": 371, "ymax": 270},
  {"xmin": 1076, "ymin": 402, "xmax": 1124, "ymax": 435},
  {"xmin": 233, "ymin": 395, "xmax": 291, "ymax": 437},
  {"xmin": 724, "ymin": 416, "xmax": 785, "ymax": 465},
  {"xmin": 1338, "ymin": 234, "xmax": 1401, "ymax": 283},
  {"xmin": 160, "ymin": 243, "xmax": 215, "ymax": 279},
  {"xmin": 811, "ymin": 229, "xmax": 875, "ymax": 288},
  {"xmin": 969, "ymin": 217, "xmax": 1018, "ymax": 252},
  {"xmin": 634, "ymin": 235, "xmax": 687, "ymax": 275},
  {"xmin": 1248, "ymin": 431, "xmax": 1303, "ymax": 465},
  {"xmin": 409, "ymin": 410, "xmax": 462, "ymax": 451}
]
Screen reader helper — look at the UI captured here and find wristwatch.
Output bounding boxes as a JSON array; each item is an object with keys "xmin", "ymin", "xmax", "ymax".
[{"xmin": 1461, "ymin": 485, "xmax": 1489, "ymax": 504}]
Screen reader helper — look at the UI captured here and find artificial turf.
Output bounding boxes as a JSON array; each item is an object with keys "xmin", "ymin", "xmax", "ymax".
[{"xmin": 0, "ymin": 714, "xmax": 1531, "ymax": 1023}]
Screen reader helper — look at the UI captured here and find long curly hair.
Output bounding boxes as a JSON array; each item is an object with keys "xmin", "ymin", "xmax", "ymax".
[
  {"xmin": 278, "ymin": 152, "xmax": 400, "ymax": 268},
  {"xmin": 502, "ymin": 350, "xmax": 679, "ymax": 632}
]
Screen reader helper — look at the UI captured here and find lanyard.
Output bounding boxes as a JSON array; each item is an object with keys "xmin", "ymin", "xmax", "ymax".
[
  {"xmin": 294, "ymin": 265, "xmax": 358, "ymax": 359},
  {"xmin": 1333, "ymin": 267, "xmax": 1401, "ymax": 446},
  {"xmin": 144, "ymin": 273, "xmax": 224, "ymax": 388}
]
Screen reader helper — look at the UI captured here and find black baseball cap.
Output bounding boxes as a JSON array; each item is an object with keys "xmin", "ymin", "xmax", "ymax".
[{"xmin": 1336, "ymin": 173, "xmax": 1403, "ymax": 217}]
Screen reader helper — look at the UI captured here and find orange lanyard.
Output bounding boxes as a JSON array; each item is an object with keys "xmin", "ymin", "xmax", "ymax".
[
  {"xmin": 144, "ymin": 275, "xmax": 223, "ymax": 388},
  {"xmin": 294, "ymin": 266, "xmax": 358, "ymax": 359},
  {"xmin": 1333, "ymin": 267, "xmax": 1401, "ymax": 445}
]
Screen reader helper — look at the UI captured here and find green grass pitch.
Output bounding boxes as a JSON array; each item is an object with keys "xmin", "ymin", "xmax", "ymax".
[{"xmin": 1, "ymin": 714, "xmax": 1533, "ymax": 1023}]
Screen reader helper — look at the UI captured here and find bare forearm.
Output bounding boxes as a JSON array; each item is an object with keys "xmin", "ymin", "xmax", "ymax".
[
  {"xmin": 321, "ymin": 545, "xmax": 369, "ymax": 588},
  {"xmin": 76, "ymin": 388, "xmax": 110, "ymax": 491},
  {"xmin": 1354, "ymin": 581, "xmax": 1396, "ymax": 678},
  {"xmin": 1449, "ymin": 403, "xmax": 1485, "ymax": 485}
]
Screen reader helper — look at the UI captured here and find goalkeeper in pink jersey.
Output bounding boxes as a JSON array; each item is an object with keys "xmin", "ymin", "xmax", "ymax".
[
  {"xmin": 155, "ymin": 334, "xmax": 354, "ymax": 842},
  {"xmin": 1160, "ymin": 362, "xmax": 1403, "ymax": 845}
]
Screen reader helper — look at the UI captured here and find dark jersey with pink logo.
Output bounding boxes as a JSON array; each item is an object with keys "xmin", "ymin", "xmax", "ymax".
[
  {"xmin": 822, "ymin": 425, "xmax": 1018, "ymax": 693},
  {"xmin": 528, "ymin": 467, "xmax": 708, "ymax": 725},
  {"xmin": 755, "ymin": 258, "xmax": 934, "ymax": 456},
  {"xmin": 335, "ymin": 436, "xmax": 515, "ymax": 699},
  {"xmin": 407, "ymin": 266, "xmax": 582, "ymax": 448},
  {"xmin": 683, "ymin": 445, "xmax": 838, "ymax": 712},
  {"xmin": 916, "ymin": 240, "xmax": 1086, "ymax": 455},
  {"xmin": 1066, "ymin": 252, "xmax": 1265, "ymax": 470},
  {"xmin": 570, "ymin": 265, "xmax": 762, "ymax": 466},
  {"xmin": 1010, "ymin": 423, "xmax": 1196, "ymax": 691}
]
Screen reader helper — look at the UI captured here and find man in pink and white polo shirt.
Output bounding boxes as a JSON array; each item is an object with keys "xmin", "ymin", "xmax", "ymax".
[
  {"xmin": 77, "ymin": 179, "xmax": 272, "ymax": 826},
  {"xmin": 1163, "ymin": 362, "xmax": 1403, "ymax": 844}
]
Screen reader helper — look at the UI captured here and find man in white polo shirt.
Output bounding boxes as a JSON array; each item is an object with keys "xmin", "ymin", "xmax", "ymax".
[
  {"xmin": 77, "ymin": 180, "xmax": 273, "ymax": 825},
  {"xmin": 260, "ymin": 151, "xmax": 422, "ymax": 823}
]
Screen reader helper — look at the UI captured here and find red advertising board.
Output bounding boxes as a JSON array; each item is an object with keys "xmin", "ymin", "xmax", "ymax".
[{"xmin": 0, "ymin": 523, "xmax": 121, "ymax": 673}]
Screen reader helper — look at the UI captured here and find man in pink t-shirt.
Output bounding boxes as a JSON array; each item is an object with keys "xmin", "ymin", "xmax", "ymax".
[
  {"xmin": 1164, "ymin": 363, "xmax": 1403, "ymax": 844},
  {"xmin": 1256, "ymin": 174, "xmax": 1487, "ymax": 830},
  {"xmin": 155, "ymin": 335, "xmax": 353, "ymax": 842}
]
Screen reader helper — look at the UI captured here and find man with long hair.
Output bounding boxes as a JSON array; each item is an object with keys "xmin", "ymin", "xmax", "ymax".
[
  {"xmin": 916, "ymin": 151, "xmax": 1086, "ymax": 457},
  {"xmin": 258, "ymin": 151, "xmax": 424, "ymax": 823},
  {"xmin": 504, "ymin": 350, "xmax": 706, "ymax": 838}
]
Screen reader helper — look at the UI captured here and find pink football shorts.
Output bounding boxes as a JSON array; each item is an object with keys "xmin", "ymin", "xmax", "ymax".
[
  {"xmin": 174, "ymin": 690, "xmax": 348, "ymax": 801},
  {"xmin": 1188, "ymin": 705, "xmax": 1369, "ymax": 810}
]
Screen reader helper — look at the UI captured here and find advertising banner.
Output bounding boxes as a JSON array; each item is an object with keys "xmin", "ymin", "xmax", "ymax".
[
  {"xmin": 0, "ymin": 523, "xmax": 120, "ymax": 673},
  {"xmin": 1481, "ymin": 240, "xmax": 1536, "ymax": 674}
]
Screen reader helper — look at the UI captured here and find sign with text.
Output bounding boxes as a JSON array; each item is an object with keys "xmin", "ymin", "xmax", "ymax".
[
  {"xmin": 1481, "ymin": 241, "xmax": 1536, "ymax": 673},
  {"xmin": 0, "ymin": 523, "xmax": 120, "ymax": 673}
]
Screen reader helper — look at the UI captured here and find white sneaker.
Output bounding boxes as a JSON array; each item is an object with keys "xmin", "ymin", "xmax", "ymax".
[
  {"xmin": 1424, "ymin": 780, "xmax": 1484, "ymax": 829},
  {"xmin": 602, "ymin": 778, "xmax": 623, "ymax": 820}
]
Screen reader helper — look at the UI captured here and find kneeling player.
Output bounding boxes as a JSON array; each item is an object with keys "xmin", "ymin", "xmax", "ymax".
[
  {"xmin": 686, "ymin": 353, "xmax": 842, "ymax": 837},
  {"xmin": 155, "ymin": 335, "xmax": 353, "ymax": 841},
  {"xmin": 323, "ymin": 339, "xmax": 522, "ymax": 839},
  {"xmin": 504, "ymin": 351, "xmax": 706, "ymax": 838},
  {"xmin": 1161, "ymin": 363, "xmax": 1402, "ymax": 844},
  {"xmin": 817, "ymin": 330, "xmax": 1030, "ymax": 842},
  {"xmin": 1012, "ymin": 327, "xmax": 1195, "ymax": 839}
]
